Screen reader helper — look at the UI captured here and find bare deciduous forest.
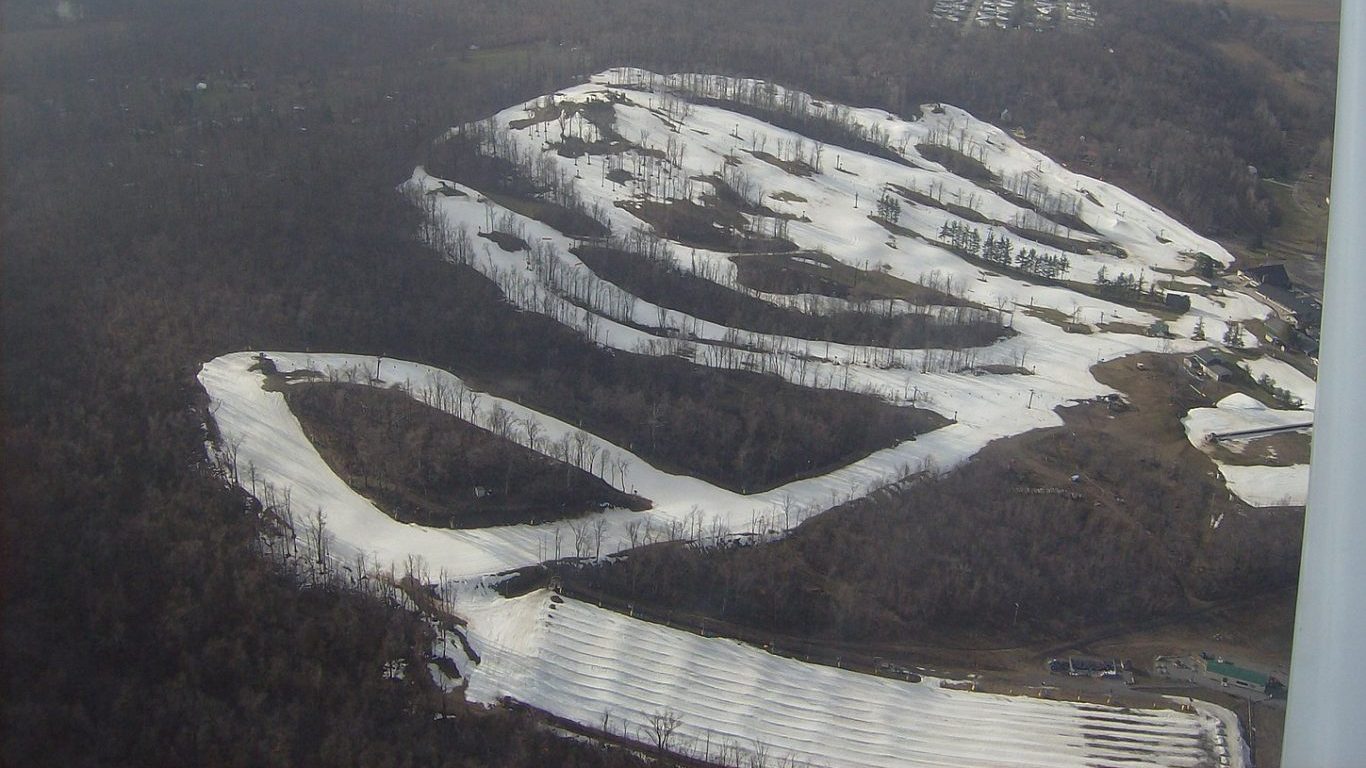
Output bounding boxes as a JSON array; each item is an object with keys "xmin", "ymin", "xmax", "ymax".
[
  {"xmin": 560, "ymin": 404, "xmax": 1303, "ymax": 645},
  {"xmin": 288, "ymin": 383, "xmax": 652, "ymax": 528},
  {"xmin": 2, "ymin": 0, "xmax": 1334, "ymax": 764}
]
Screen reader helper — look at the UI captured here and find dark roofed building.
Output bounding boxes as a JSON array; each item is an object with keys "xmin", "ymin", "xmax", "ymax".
[
  {"xmin": 1241, "ymin": 263, "xmax": 1293, "ymax": 290},
  {"xmin": 1256, "ymin": 283, "xmax": 1322, "ymax": 329},
  {"xmin": 1189, "ymin": 350, "xmax": 1235, "ymax": 382}
]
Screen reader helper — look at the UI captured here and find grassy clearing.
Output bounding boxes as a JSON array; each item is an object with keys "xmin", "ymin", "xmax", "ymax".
[
  {"xmin": 916, "ymin": 143, "xmax": 996, "ymax": 183},
  {"xmin": 731, "ymin": 250, "xmax": 980, "ymax": 308},
  {"xmin": 890, "ymin": 183, "xmax": 992, "ymax": 225},
  {"xmin": 1002, "ymin": 222, "xmax": 1118, "ymax": 257},
  {"xmin": 695, "ymin": 175, "xmax": 801, "ymax": 220},
  {"xmin": 908, "ymin": 148, "xmax": 1106, "ymax": 246},
  {"xmin": 615, "ymin": 198, "xmax": 796, "ymax": 253},
  {"xmin": 1024, "ymin": 306, "xmax": 1093, "ymax": 334},
  {"xmin": 508, "ymin": 88, "xmax": 633, "ymax": 157},
  {"xmin": 689, "ymin": 95, "xmax": 914, "ymax": 167},
  {"xmin": 988, "ymin": 183, "xmax": 1100, "ymax": 238},
  {"xmin": 485, "ymin": 190, "xmax": 610, "ymax": 239},
  {"xmin": 1096, "ymin": 321, "xmax": 1155, "ymax": 336},
  {"xmin": 1157, "ymin": 279, "xmax": 1215, "ymax": 295},
  {"xmin": 1209, "ymin": 431, "xmax": 1312, "ymax": 467},
  {"xmin": 890, "ymin": 184, "xmax": 1107, "ymax": 255},
  {"xmin": 748, "ymin": 150, "xmax": 816, "ymax": 177}
]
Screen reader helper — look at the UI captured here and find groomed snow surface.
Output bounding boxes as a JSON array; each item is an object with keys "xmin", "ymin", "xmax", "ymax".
[
  {"xmin": 461, "ymin": 588, "xmax": 1242, "ymax": 768},
  {"xmin": 193, "ymin": 69, "xmax": 1289, "ymax": 767}
]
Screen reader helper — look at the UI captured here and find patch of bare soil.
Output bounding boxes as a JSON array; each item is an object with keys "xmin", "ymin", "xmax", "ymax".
[
  {"xmin": 1024, "ymin": 306, "xmax": 1093, "ymax": 333},
  {"xmin": 731, "ymin": 250, "xmax": 980, "ymax": 308},
  {"xmin": 1209, "ymin": 431, "xmax": 1312, "ymax": 467},
  {"xmin": 615, "ymin": 198, "xmax": 796, "ymax": 253},
  {"xmin": 1096, "ymin": 321, "xmax": 1153, "ymax": 336}
]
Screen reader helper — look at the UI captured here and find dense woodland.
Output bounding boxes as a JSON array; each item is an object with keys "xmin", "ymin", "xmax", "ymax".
[
  {"xmin": 288, "ymin": 383, "xmax": 651, "ymax": 529},
  {"xmin": 561, "ymin": 397, "xmax": 1304, "ymax": 644},
  {"xmin": 2, "ymin": 0, "xmax": 1334, "ymax": 764}
]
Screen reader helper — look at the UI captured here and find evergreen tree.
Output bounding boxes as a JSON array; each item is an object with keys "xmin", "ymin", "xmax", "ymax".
[
  {"xmin": 1223, "ymin": 321, "xmax": 1245, "ymax": 348},
  {"xmin": 877, "ymin": 192, "xmax": 902, "ymax": 224}
]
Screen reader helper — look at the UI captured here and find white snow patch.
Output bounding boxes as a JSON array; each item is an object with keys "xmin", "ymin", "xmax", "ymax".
[{"xmin": 1183, "ymin": 394, "xmax": 1313, "ymax": 507}]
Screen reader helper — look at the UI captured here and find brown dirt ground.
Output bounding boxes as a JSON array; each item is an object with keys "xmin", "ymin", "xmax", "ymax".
[{"xmin": 1209, "ymin": 431, "xmax": 1312, "ymax": 466}]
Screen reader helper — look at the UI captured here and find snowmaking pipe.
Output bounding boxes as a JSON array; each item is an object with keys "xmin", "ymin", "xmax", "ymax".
[{"xmin": 1282, "ymin": 1, "xmax": 1366, "ymax": 765}]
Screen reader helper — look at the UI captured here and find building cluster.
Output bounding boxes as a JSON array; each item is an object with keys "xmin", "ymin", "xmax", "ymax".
[
  {"xmin": 1047, "ymin": 656, "xmax": 1131, "ymax": 683},
  {"xmin": 1033, "ymin": 1, "xmax": 1097, "ymax": 28},
  {"xmin": 974, "ymin": 0, "xmax": 1018, "ymax": 29},
  {"xmin": 1155, "ymin": 654, "xmax": 1288, "ymax": 699},
  {"xmin": 932, "ymin": 0, "xmax": 1097, "ymax": 30},
  {"xmin": 930, "ymin": 0, "xmax": 972, "ymax": 24},
  {"xmin": 1238, "ymin": 263, "xmax": 1322, "ymax": 358}
]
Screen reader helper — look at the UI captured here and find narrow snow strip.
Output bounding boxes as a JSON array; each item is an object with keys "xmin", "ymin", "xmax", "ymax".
[{"xmin": 200, "ymin": 350, "xmax": 1041, "ymax": 577}]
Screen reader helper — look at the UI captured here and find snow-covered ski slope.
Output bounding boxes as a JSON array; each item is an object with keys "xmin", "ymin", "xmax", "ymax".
[
  {"xmin": 406, "ymin": 67, "xmax": 1309, "ymax": 507},
  {"xmin": 434, "ymin": 67, "xmax": 1267, "ymax": 337},
  {"xmin": 195, "ymin": 70, "xmax": 1305, "ymax": 767},
  {"xmin": 459, "ymin": 588, "xmax": 1243, "ymax": 768}
]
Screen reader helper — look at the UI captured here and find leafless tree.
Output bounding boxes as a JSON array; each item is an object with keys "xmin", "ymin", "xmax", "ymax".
[
  {"xmin": 646, "ymin": 708, "xmax": 684, "ymax": 756},
  {"xmin": 592, "ymin": 516, "xmax": 609, "ymax": 558},
  {"xmin": 571, "ymin": 520, "xmax": 591, "ymax": 558},
  {"xmin": 310, "ymin": 506, "xmax": 331, "ymax": 573},
  {"xmin": 487, "ymin": 403, "xmax": 513, "ymax": 439}
]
